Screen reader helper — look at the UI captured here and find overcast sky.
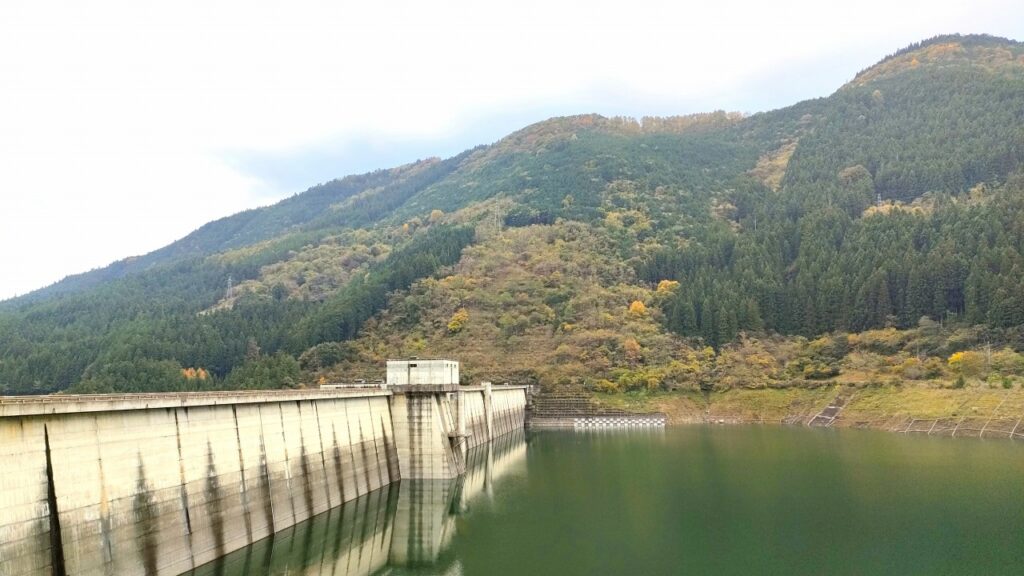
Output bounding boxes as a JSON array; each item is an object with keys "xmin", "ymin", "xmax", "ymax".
[{"xmin": 1, "ymin": 0, "xmax": 1022, "ymax": 300}]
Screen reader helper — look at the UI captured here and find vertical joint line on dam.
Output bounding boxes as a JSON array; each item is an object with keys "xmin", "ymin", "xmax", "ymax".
[{"xmin": 43, "ymin": 424, "xmax": 67, "ymax": 576}]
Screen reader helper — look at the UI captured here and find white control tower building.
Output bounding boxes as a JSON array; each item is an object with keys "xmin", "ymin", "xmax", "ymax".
[{"xmin": 386, "ymin": 358, "xmax": 460, "ymax": 386}]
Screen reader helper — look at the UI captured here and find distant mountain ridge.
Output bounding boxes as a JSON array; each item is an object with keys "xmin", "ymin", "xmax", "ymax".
[
  {"xmin": 849, "ymin": 33, "xmax": 1024, "ymax": 87},
  {"xmin": 3, "ymin": 34, "xmax": 1024, "ymax": 394}
]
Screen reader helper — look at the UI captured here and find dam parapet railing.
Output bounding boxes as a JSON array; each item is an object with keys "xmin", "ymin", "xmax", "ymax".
[
  {"xmin": 0, "ymin": 387, "xmax": 392, "ymax": 416},
  {"xmin": 0, "ymin": 382, "xmax": 529, "ymax": 576},
  {"xmin": 0, "ymin": 384, "xmax": 531, "ymax": 416}
]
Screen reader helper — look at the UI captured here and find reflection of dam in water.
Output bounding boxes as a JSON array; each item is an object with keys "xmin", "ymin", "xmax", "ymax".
[{"xmin": 187, "ymin": 430, "xmax": 527, "ymax": 575}]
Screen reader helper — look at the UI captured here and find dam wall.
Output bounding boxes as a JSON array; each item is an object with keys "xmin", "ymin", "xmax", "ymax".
[
  {"xmin": 488, "ymin": 386, "xmax": 529, "ymax": 439},
  {"xmin": 461, "ymin": 385, "xmax": 528, "ymax": 450},
  {"xmin": 0, "ymin": 385, "xmax": 527, "ymax": 576}
]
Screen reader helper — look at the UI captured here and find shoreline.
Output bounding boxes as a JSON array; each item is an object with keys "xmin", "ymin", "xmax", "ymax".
[{"xmin": 587, "ymin": 385, "xmax": 1024, "ymax": 440}]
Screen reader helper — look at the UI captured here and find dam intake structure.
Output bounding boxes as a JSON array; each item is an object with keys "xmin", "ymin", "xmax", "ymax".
[{"xmin": 0, "ymin": 361, "xmax": 527, "ymax": 576}]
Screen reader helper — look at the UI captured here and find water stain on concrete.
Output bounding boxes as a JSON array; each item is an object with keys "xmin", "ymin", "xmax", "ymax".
[
  {"xmin": 277, "ymin": 404, "xmax": 296, "ymax": 525},
  {"xmin": 298, "ymin": 439, "xmax": 315, "ymax": 520},
  {"xmin": 345, "ymin": 413, "xmax": 360, "ymax": 495},
  {"xmin": 295, "ymin": 402, "xmax": 316, "ymax": 520},
  {"xmin": 331, "ymin": 425, "xmax": 347, "ymax": 502},
  {"xmin": 358, "ymin": 422, "xmax": 373, "ymax": 492},
  {"xmin": 205, "ymin": 440, "xmax": 226, "ymax": 559},
  {"xmin": 133, "ymin": 452, "xmax": 158, "ymax": 575},
  {"xmin": 369, "ymin": 417, "xmax": 385, "ymax": 488},
  {"xmin": 256, "ymin": 405, "xmax": 275, "ymax": 533},
  {"xmin": 174, "ymin": 410, "xmax": 193, "ymax": 536},
  {"xmin": 311, "ymin": 401, "xmax": 333, "ymax": 509},
  {"xmin": 96, "ymin": 456, "xmax": 114, "ymax": 568},
  {"xmin": 230, "ymin": 406, "xmax": 253, "ymax": 543},
  {"xmin": 381, "ymin": 415, "xmax": 398, "ymax": 483}
]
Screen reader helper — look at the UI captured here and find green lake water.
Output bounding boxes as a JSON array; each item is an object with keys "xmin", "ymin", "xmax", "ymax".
[{"xmin": 191, "ymin": 426, "xmax": 1024, "ymax": 576}]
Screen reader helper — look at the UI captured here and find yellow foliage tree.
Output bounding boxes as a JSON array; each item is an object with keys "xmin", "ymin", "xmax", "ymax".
[
  {"xmin": 948, "ymin": 351, "xmax": 985, "ymax": 377},
  {"xmin": 628, "ymin": 300, "xmax": 647, "ymax": 316},
  {"xmin": 447, "ymin": 308, "xmax": 470, "ymax": 334},
  {"xmin": 604, "ymin": 211, "xmax": 624, "ymax": 229},
  {"xmin": 656, "ymin": 280, "xmax": 680, "ymax": 294},
  {"xmin": 429, "ymin": 209, "xmax": 444, "ymax": 223},
  {"xmin": 182, "ymin": 367, "xmax": 209, "ymax": 381}
]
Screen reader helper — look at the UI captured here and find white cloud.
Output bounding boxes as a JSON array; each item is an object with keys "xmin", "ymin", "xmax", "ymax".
[{"xmin": 0, "ymin": 0, "xmax": 1022, "ymax": 298}]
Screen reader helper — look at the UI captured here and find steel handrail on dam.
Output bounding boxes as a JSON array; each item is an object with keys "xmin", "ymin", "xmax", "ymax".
[
  {"xmin": 0, "ymin": 384, "xmax": 531, "ymax": 417},
  {"xmin": 0, "ymin": 387, "xmax": 393, "ymax": 416}
]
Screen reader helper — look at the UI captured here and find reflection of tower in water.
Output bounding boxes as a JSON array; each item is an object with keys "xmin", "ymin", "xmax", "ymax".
[{"xmin": 389, "ymin": 429, "xmax": 527, "ymax": 567}]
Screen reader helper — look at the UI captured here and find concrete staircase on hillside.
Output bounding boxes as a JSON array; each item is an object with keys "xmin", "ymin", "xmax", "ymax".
[{"xmin": 807, "ymin": 392, "xmax": 851, "ymax": 427}]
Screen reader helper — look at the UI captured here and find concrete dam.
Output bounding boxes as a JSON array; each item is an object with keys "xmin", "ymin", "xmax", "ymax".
[{"xmin": 0, "ymin": 363, "xmax": 528, "ymax": 576}]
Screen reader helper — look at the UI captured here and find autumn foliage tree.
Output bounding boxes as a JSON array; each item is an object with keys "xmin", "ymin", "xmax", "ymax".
[
  {"xmin": 948, "ymin": 351, "xmax": 985, "ymax": 377},
  {"xmin": 447, "ymin": 308, "xmax": 469, "ymax": 334}
]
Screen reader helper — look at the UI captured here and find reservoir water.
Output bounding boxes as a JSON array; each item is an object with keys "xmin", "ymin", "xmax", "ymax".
[{"xmin": 187, "ymin": 426, "xmax": 1024, "ymax": 575}]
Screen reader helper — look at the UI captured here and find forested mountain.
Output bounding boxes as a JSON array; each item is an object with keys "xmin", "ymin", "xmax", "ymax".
[{"xmin": 2, "ymin": 34, "xmax": 1024, "ymax": 395}]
